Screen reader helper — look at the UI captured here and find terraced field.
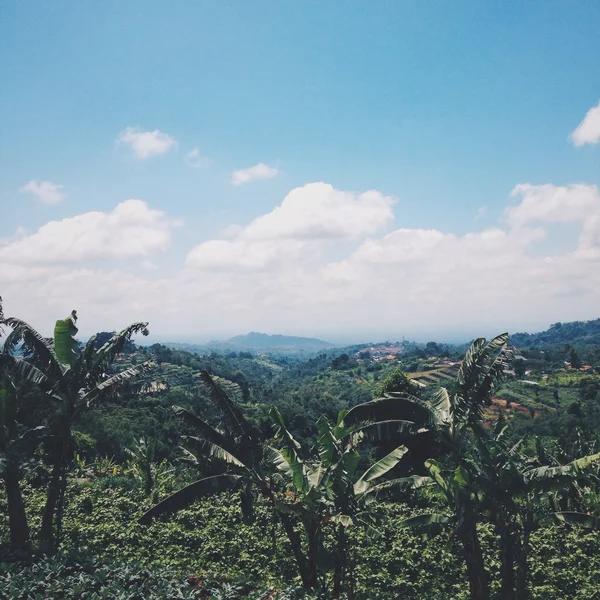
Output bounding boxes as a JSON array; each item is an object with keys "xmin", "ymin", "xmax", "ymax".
[{"xmin": 408, "ymin": 364, "xmax": 460, "ymax": 387}]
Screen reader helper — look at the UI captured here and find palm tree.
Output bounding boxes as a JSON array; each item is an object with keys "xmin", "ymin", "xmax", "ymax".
[
  {"xmin": 2, "ymin": 310, "xmax": 150, "ymax": 550},
  {"xmin": 343, "ymin": 333, "xmax": 513, "ymax": 600}
]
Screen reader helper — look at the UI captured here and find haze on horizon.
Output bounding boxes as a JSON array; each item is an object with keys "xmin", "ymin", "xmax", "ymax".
[{"xmin": 1, "ymin": 2, "xmax": 600, "ymax": 343}]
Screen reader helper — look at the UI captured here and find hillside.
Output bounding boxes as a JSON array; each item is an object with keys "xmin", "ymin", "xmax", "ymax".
[
  {"xmin": 511, "ymin": 318, "xmax": 600, "ymax": 348},
  {"xmin": 226, "ymin": 331, "xmax": 333, "ymax": 350},
  {"xmin": 166, "ymin": 331, "xmax": 334, "ymax": 355},
  {"xmin": 3, "ymin": 311, "xmax": 600, "ymax": 599}
]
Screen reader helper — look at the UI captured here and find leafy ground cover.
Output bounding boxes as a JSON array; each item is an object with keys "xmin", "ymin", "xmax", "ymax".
[{"xmin": 2, "ymin": 479, "xmax": 600, "ymax": 599}]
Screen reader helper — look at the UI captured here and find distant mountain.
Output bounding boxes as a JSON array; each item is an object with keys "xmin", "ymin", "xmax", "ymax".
[
  {"xmin": 221, "ymin": 332, "xmax": 334, "ymax": 352},
  {"xmin": 511, "ymin": 318, "xmax": 600, "ymax": 348},
  {"xmin": 163, "ymin": 332, "xmax": 334, "ymax": 355},
  {"xmin": 216, "ymin": 331, "xmax": 334, "ymax": 354}
]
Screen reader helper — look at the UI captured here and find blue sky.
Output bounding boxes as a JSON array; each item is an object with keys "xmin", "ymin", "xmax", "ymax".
[{"xmin": 1, "ymin": 2, "xmax": 600, "ymax": 342}]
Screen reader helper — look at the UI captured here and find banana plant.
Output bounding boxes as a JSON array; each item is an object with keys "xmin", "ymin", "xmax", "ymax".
[
  {"xmin": 126, "ymin": 436, "xmax": 157, "ymax": 496},
  {"xmin": 342, "ymin": 333, "xmax": 513, "ymax": 600},
  {"xmin": 367, "ymin": 335, "xmax": 600, "ymax": 600},
  {"xmin": 554, "ymin": 511, "xmax": 600, "ymax": 529},
  {"xmin": 0, "ymin": 299, "xmax": 48, "ymax": 552},
  {"xmin": 2, "ymin": 310, "xmax": 151, "ymax": 550},
  {"xmin": 472, "ymin": 424, "xmax": 600, "ymax": 600},
  {"xmin": 139, "ymin": 371, "xmax": 315, "ymax": 586},
  {"xmin": 139, "ymin": 370, "xmax": 268, "ymax": 519},
  {"xmin": 269, "ymin": 407, "xmax": 412, "ymax": 596},
  {"xmin": 0, "ymin": 373, "xmax": 45, "ymax": 552},
  {"xmin": 126, "ymin": 437, "xmax": 175, "ymax": 500},
  {"xmin": 140, "ymin": 372, "xmax": 410, "ymax": 593}
]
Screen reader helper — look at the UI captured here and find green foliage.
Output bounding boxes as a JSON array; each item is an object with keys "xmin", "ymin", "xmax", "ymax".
[
  {"xmin": 53, "ymin": 311, "xmax": 79, "ymax": 367},
  {"xmin": 3, "ymin": 307, "xmax": 600, "ymax": 598},
  {"xmin": 512, "ymin": 319, "xmax": 600, "ymax": 348},
  {"xmin": 0, "ymin": 556, "xmax": 199, "ymax": 599},
  {"xmin": 377, "ymin": 368, "xmax": 415, "ymax": 396},
  {"xmin": 4, "ymin": 480, "xmax": 600, "ymax": 598}
]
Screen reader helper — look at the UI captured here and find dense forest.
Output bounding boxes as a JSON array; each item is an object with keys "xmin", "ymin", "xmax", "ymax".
[{"xmin": 2, "ymin": 301, "xmax": 600, "ymax": 599}]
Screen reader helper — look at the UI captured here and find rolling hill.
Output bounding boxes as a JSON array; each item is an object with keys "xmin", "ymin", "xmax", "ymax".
[
  {"xmin": 165, "ymin": 332, "xmax": 334, "ymax": 355},
  {"xmin": 511, "ymin": 318, "xmax": 600, "ymax": 347}
]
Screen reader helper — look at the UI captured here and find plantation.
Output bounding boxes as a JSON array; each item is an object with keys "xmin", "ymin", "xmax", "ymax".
[
  {"xmin": 3, "ymin": 481, "xmax": 600, "ymax": 599},
  {"xmin": 2, "ymin": 304, "xmax": 600, "ymax": 599}
]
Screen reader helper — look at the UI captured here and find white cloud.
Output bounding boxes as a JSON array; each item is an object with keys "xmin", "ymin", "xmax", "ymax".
[
  {"xmin": 140, "ymin": 260, "xmax": 159, "ymax": 271},
  {"xmin": 187, "ymin": 239, "xmax": 287, "ymax": 272},
  {"xmin": 570, "ymin": 100, "xmax": 600, "ymax": 146},
  {"xmin": 578, "ymin": 212, "xmax": 600, "ymax": 260},
  {"xmin": 116, "ymin": 127, "xmax": 176, "ymax": 159},
  {"xmin": 506, "ymin": 183, "xmax": 600, "ymax": 227},
  {"xmin": 231, "ymin": 163, "xmax": 279, "ymax": 185},
  {"xmin": 0, "ymin": 200, "xmax": 180, "ymax": 265},
  {"xmin": 505, "ymin": 183, "xmax": 600, "ymax": 260},
  {"xmin": 185, "ymin": 147, "xmax": 211, "ymax": 169},
  {"xmin": 219, "ymin": 224, "xmax": 245, "ymax": 239},
  {"xmin": 241, "ymin": 184, "xmax": 395, "ymax": 241},
  {"xmin": 331, "ymin": 226, "xmax": 537, "ymax": 276},
  {"xmin": 347, "ymin": 228, "xmax": 451, "ymax": 265},
  {"xmin": 0, "ymin": 268, "xmax": 172, "ymax": 335},
  {"xmin": 0, "ymin": 263, "xmax": 64, "ymax": 285},
  {"xmin": 186, "ymin": 183, "xmax": 395, "ymax": 271},
  {"xmin": 20, "ymin": 180, "xmax": 65, "ymax": 204},
  {"xmin": 4, "ymin": 181, "xmax": 600, "ymax": 340},
  {"xmin": 184, "ymin": 182, "xmax": 600, "ymax": 335}
]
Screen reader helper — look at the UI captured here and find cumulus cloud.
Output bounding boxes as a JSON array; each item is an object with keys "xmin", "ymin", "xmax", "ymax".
[
  {"xmin": 20, "ymin": 180, "xmax": 65, "ymax": 204},
  {"xmin": 0, "ymin": 268, "xmax": 171, "ymax": 336},
  {"xmin": 327, "ymin": 227, "xmax": 539, "ymax": 284},
  {"xmin": 186, "ymin": 183, "xmax": 395, "ymax": 271},
  {"xmin": 0, "ymin": 200, "xmax": 180, "ymax": 266},
  {"xmin": 231, "ymin": 163, "xmax": 278, "ymax": 185},
  {"xmin": 347, "ymin": 228, "xmax": 452, "ymax": 265},
  {"xmin": 4, "ymin": 181, "xmax": 600, "ymax": 340},
  {"xmin": 186, "ymin": 239, "xmax": 288, "ymax": 272},
  {"xmin": 242, "ymin": 184, "xmax": 394, "ymax": 241},
  {"xmin": 578, "ymin": 213, "xmax": 600, "ymax": 260},
  {"xmin": 117, "ymin": 127, "xmax": 176, "ymax": 159},
  {"xmin": 185, "ymin": 148, "xmax": 210, "ymax": 169},
  {"xmin": 316, "ymin": 183, "xmax": 600, "ymax": 326},
  {"xmin": 185, "ymin": 181, "xmax": 600, "ymax": 335},
  {"xmin": 506, "ymin": 183, "xmax": 600, "ymax": 227},
  {"xmin": 570, "ymin": 100, "xmax": 600, "ymax": 146}
]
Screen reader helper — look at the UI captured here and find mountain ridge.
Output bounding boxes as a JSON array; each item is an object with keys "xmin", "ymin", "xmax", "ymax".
[
  {"xmin": 225, "ymin": 331, "xmax": 334, "ymax": 349},
  {"xmin": 162, "ymin": 331, "xmax": 334, "ymax": 355}
]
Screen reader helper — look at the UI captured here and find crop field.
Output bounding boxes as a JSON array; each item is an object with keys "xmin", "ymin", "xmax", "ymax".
[{"xmin": 408, "ymin": 364, "xmax": 460, "ymax": 387}]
